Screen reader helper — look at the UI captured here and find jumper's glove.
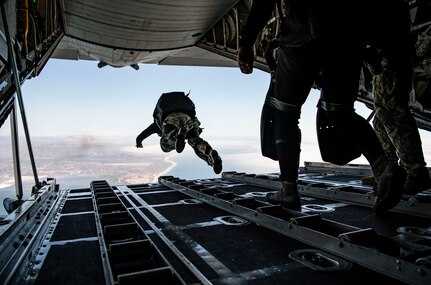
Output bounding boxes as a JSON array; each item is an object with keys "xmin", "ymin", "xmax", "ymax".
[
  {"xmin": 237, "ymin": 46, "xmax": 254, "ymax": 74},
  {"xmin": 136, "ymin": 142, "xmax": 143, "ymax": 148}
]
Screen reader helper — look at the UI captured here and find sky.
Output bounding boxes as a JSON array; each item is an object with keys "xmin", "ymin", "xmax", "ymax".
[
  {"xmin": 1, "ymin": 58, "xmax": 431, "ymax": 172},
  {"xmin": 2, "ymin": 58, "xmax": 366, "ymax": 141},
  {"xmin": 16, "ymin": 59, "xmax": 273, "ymax": 138}
]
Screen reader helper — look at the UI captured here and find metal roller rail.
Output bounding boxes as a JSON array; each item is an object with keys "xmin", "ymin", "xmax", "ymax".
[
  {"xmin": 0, "ymin": 180, "xmax": 59, "ymax": 285},
  {"xmin": 221, "ymin": 163, "xmax": 431, "ymax": 218},
  {"xmin": 90, "ymin": 180, "xmax": 186, "ymax": 285}
]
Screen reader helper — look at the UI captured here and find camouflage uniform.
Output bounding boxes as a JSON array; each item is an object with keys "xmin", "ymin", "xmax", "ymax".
[
  {"xmin": 160, "ymin": 112, "xmax": 217, "ymax": 167},
  {"xmin": 369, "ymin": 47, "xmax": 430, "ymax": 193},
  {"xmin": 372, "ymin": 56, "xmax": 426, "ymax": 171},
  {"xmin": 357, "ymin": 0, "xmax": 430, "ymax": 194}
]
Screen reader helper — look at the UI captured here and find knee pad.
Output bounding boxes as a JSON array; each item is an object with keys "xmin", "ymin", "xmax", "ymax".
[
  {"xmin": 316, "ymin": 99, "xmax": 361, "ymax": 164},
  {"xmin": 268, "ymin": 96, "xmax": 301, "ymax": 139}
]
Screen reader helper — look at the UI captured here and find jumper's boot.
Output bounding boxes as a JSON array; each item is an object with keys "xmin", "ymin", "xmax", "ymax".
[
  {"xmin": 404, "ymin": 166, "xmax": 431, "ymax": 195},
  {"xmin": 372, "ymin": 155, "xmax": 406, "ymax": 213},
  {"xmin": 210, "ymin": 150, "xmax": 223, "ymax": 174},
  {"xmin": 175, "ymin": 128, "xmax": 186, "ymax": 153},
  {"xmin": 266, "ymin": 182, "xmax": 301, "ymax": 210}
]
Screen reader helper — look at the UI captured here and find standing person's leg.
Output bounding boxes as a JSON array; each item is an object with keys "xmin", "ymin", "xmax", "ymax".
[
  {"xmin": 266, "ymin": 44, "xmax": 317, "ymax": 210},
  {"xmin": 373, "ymin": 117, "xmax": 399, "ymax": 166},
  {"xmin": 360, "ymin": 114, "xmax": 400, "ymax": 186},
  {"xmin": 373, "ymin": 48, "xmax": 430, "ymax": 194},
  {"xmin": 320, "ymin": 41, "xmax": 406, "ymax": 212}
]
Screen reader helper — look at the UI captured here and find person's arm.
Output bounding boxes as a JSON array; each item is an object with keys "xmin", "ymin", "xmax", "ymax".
[
  {"xmin": 238, "ymin": 0, "xmax": 277, "ymax": 74},
  {"xmin": 136, "ymin": 122, "xmax": 160, "ymax": 148}
]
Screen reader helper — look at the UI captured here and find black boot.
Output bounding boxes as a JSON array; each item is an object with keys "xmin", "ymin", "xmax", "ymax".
[
  {"xmin": 372, "ymin": 155, "xmax": 406, "ymax": 213},
  {"xmin": 175, "ymin": 129, "xmax": 186, "ymax": 153},
  {"xmin": 266, "ymin": 182, "xmax": 301, "ymax": 210},
  {"xmin": 210, "ymin": 150, "xmax": 223, "ymax": 174},
  {"xmin": 404, "ymin": 166, "xmax": 431, "ymax": 195},
  {"xmin": 361, "ymin": 176, "xmax": 376, "ymax": 186}
]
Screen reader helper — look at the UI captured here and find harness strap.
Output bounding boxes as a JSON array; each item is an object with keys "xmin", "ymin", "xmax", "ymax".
[
  {"xmin": 265, "ymin": 96, "xmax": 300, "ymax": 113},
  {"xmin": 318, "ymin": 99, "xmax": 354, "ymax": 112}
]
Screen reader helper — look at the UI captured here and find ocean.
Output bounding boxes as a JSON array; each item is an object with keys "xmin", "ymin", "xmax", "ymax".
[{"xmin": 2, "ymin": 132, "xmax": 431, "ymax": 217}]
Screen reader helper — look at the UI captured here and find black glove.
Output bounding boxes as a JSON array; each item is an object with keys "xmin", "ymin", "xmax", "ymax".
[{"xmin": 237, "ymin": 46, "xmax": 254, "ymax": 74}]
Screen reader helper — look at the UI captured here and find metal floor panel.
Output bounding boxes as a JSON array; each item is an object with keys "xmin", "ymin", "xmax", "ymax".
[
  {"xmin": 34, "ymin": 241, "xmax": 105, "ymax": 285},
  {"xmin": 60, "ymin": 197, "xmax": 94, "ymax": 213},
  {"xmin": 138, "ymin": 190, "xmax": 193, "ymax": 205},
  {"xmin": 50, "ymin": 213, "xmax": 98, "ymax": 241}
]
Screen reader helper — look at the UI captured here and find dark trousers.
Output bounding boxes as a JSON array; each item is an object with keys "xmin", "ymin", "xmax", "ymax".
[{"xmin": 275, "ymin": 40, "xmax": 384, "ymax": 182}]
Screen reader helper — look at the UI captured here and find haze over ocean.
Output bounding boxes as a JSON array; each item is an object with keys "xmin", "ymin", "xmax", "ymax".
[
  {"xmin": 0, "ymin": 135, "xmax": 280, "ymax": 216},
  {"xmin": 1, "ymin": 130, "xmax": 431, "ymax": 216}
]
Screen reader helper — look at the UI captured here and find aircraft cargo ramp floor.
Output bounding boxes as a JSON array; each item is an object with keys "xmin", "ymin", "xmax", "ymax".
[{"xmin": 1, "ymin": 162, "xmax": 431, "ymax": 285}]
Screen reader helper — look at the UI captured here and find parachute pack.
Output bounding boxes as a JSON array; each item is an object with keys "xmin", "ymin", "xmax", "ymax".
[{"xmin": 153, "ymin": 92, "xmax": 196, "ymax": 125}]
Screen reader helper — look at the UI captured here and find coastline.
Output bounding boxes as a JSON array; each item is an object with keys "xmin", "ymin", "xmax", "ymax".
[{"xmin": 158, "ymin": 155, "xmax": 177, "ymax": 178}]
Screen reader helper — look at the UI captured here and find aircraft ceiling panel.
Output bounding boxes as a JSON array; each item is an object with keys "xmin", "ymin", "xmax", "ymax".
[{"xmin": 60, "ymin": 0, "xmax": 240, "ymax": 51}]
